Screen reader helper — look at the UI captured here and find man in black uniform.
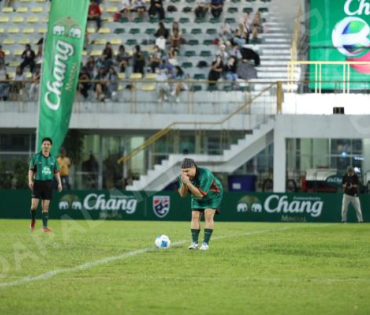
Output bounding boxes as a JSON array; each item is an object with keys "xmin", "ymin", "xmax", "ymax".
[{"xmin": 341, "ymin": 166, "xmax": 363, "ymax": 223}]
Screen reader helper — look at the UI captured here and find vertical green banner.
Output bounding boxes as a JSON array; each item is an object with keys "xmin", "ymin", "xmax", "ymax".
[
  {"xmin": 37, "ymin": 0, "xmax": 89, "ymax": 155},
  {"xmin": 310, "ymin": 0, "xmax": 370, "ymax": 89}
]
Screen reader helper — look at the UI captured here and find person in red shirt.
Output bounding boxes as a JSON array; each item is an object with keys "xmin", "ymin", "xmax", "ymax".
[
  {"xmin": 88, "ymin": 0, "xmax": 102, "ymax": 30},
  {"xmin": 0, "ymin": 45, "xmax": 6, "ymax": 67}
]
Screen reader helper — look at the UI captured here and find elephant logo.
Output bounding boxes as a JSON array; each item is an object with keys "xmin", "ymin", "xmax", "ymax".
[
  {"xmin": 59, "ymin": 201, "xmax": 69, "ymax": 210},
  {"xmin": 53, "ymin": 17, "xmax": 82, "ymax": 40},
  {"xmin": 53, "ymin": 25, "xmax": 65, "ymax": 36},
  {"xmin": 237, "ymin": 202, "xmax": 248, "ymax": 212},
  {"xmin": 72, "ymin": 201, "xmax": 82, "ymax": 210},
  {"xmin": 251, "ymin": 203, "xmax": 262, "ymax": 213},
  {"xmin": 69, "ymin": 27, "xmax": 81, "ymax": 38}
]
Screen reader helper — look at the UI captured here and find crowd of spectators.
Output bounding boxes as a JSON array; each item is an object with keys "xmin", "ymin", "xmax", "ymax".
[{"xmin": 0, "ymin": 0, "xmax": 265, "ymax": 102}]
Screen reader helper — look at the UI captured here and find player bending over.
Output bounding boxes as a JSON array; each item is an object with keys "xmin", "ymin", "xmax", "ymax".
[
  {"xmin": 178, "ymin": 158, "xmax": 223, "ymax": 250},
  {"xmin": 28, "ymin": 137, "xmax": 62, "ymax": 232}
]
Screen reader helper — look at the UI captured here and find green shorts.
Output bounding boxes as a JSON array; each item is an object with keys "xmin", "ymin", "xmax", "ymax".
[
  {"xmin": 192, "ymin": 208, "xmax": 220, "ymax": 214},
  {"xmin": 191, "ymin": 192, "xmax": 223, "ymax": 213}
]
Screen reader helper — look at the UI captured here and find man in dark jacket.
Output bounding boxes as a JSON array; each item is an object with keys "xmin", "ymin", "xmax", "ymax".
[{"xmin": 341, "ymin": 166, "xmax": 363, "ymax": 223}]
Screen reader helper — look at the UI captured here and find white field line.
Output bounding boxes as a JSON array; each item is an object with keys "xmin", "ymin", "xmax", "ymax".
[{"xmin": 0, "ymin": 227, "xmax": 288, "ymax": 289}]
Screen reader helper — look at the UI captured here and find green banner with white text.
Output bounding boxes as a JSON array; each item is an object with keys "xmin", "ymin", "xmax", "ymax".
[
  {"xmin": 0, "ymin": 190, "xmax": 369, "ymax": 223},
  {"xmin": 310, "ymin": 0, "xmax": 370, "ymax": 90},
  {"xmin": 37, "ymin": 0, "xmax": 89, "ymax": 155}
]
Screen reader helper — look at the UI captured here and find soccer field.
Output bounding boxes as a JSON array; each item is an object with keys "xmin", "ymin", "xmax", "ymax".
[{"xmin": 0, "ymin": 220, "xmax": 369, "ymax": 315}]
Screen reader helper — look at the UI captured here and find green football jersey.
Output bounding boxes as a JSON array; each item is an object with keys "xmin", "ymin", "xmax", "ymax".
[
  {"xmin": 29, "ymin": 152, "xmax": 60, "ymax": 181},
  {"xmin": 179, "ymin": 167, "xmax": 223, "ymax": 209}
]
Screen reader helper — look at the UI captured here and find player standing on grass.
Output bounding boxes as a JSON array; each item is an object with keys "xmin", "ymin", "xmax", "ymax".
[
  {"xmin": 28, "ymin": 137, "xmax": 62, "ymax": 232},
  {"xmin": 178, "ymin": 158, "xmax": 223, "ymax": 250}
]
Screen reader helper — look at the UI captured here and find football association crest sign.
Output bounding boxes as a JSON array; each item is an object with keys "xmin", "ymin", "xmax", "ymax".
[{"xmin": 153, "ymin": 196, "xmax": 170, "ymax": 218}]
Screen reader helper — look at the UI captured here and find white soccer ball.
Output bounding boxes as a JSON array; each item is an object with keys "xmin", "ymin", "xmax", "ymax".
[
  {"xmin": 332, "ymin": 17, "xmax": 370, "ymax": 57},
  {"xmin": 155, "ymin": 234, "xmax": 171, "ymax": 249}
]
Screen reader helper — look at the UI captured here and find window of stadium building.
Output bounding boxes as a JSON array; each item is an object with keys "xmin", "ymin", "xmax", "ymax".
[
  {"xmin": 0, "ymin": 133, "xmax": 36, "ymax": 189},
  {"xmin": 287, "ymin": 139, "xmax": 366, "ymax": 173}
]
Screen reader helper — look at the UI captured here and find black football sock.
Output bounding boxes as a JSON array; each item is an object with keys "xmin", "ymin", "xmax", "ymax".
[
  {"xmin": 191, "ymin": 229, "xmax": 200, "ymax": 244},
  {"xmin": 203, "ymin": 229, "xmax": 213, "ymax": 245},
  {"xmin": 42, "ymin": 212, "xmax": 48, "ymax": 228},
  {"xmin": 31, "ymin": 209, "xmax": 36, "ymax": 221}
]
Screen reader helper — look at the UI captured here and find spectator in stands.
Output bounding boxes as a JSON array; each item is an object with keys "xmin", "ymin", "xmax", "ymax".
[
  {"xmin": 94, "ymin": 67, "xmax": 108, "ymax": 101},
  {"xmin": 159, "ymin": 56, "xmax": 175, "ymax": 78},
  {"xmin": 232, "ymin": 26, "xmax": 248, "ymax": 47},
  {"xmin": 218, "ymin": 21, "xmax": 232, "ymax": 43},
  {"xmin": 168, "ymin": 47, "xmax": 178, "ymax": 66},
  {"xmin": 119, "ymin": 0, "xmax": 133, "ymax": 22},
  {"xmin": 11, "ymin": 66, "xmax": 25, "ymax": 101},
  {"xmin": 88, "ymin": 0, "xmax": 102, "ymax": 30},
  {"xmin": 156, "ymin": 68, "xmax": 170, "ymax": 102},
  {"xmin": 171, "ymin": 65, "xmax": 187, "ymax": 103},
  {"xmin": 20, "ymin": 44, "xmax": 36, "ymax": 73},
  {"xmin": 5, "ymin": 0, "xmax": 14, "ymax": 10},
  {"xmin": 35, "ymin": 39, "xmax": 43, "ymax": 65},
  {"xmin": 224, "ymin": 56, "xmax": 238, "ymax": 82},
  {"xmin": 85, "ymin": 56, "xmax": 96, "ymax": 79},
  {"xmin": 29, "ymin": 66, "xmax": 41, "ymax": 101},
  {"xmin": 237, "ymin": 59, "xmax": 257, "ymax": 80},
  {"xmin": 132, "ymin": 45, "xmax": 146, "ymax": 75},
  {"xmin": 78, "ymin": 67, "xmax": 91, "ymax": 100},
  {"xmin": 210, "ymin": 0, "xmax": 223, "ymax": 18},
  {"xmin": 116, "ymin": 45, "xmax": 131, "ymax": 73},
  {"xmin": 148, "ymin": 0, "xmax": 165, "ymax": 21},
  {"xmin": 208, "ymin": 55, "xmax": 223, "ymax": 89},
  {"xmin": 102, "ymin": 42, "xmax": 114, "ymax": 61},
  {"xmin": 169, "ymin": 29, "xmax": 183, "ymax": 55},
  {"xmin": 229, "ymin": 41, "xmax": 243, "ymax": 60},
  {"xmin": 154, "ymin": 22, "xmax": 169, "ymax": 51},
  {"xmin": 216, "ymin": 41, "xmax": 229, "ymax": 64},
  {"xmin": 155, "ymin": 22, "xmax": 169, "ymax": 39},
  {"xmin": 97, "ymin": 43, "xmax": 114, "ymax": 71},
  {"xmin": 172, "ymin": 21, "xmax": 182, "ymax": 36},
  {"xmin": 252, "ymin": 12, "xmax": 263, "ymax": 41},
  {"xmin": 194, "ymin": 0, "xmax": 209, "ymax": 19},
  {"xmin": 134, "ymin": 0, "xmax": 147, "ymax": 19},
  {"xmin": 239, "ymin": 13, "xmax": 252, "ymax": 42},
  {"xmin": 0, "ymin": 64, "xmax": 9, "ymax": 101},
  {"xmin": 107, "ymin": 67, "xmax": 119, "ymax": 101},
  {"xmin": 0, "ymin": 45, "xmax": 6, "ymax": 67},
  {"xmin": 149, "ymin": 45, "xmax": 162, "ymax": 73}
]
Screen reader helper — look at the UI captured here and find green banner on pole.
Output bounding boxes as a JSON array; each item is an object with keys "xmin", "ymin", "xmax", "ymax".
[{"xmin": 37, "ymin": 0, "xmax": 89, "ymax": 155}]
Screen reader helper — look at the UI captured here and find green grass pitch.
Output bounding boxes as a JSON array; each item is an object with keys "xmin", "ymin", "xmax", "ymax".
[{"xmin": 0, "ymin": 220, "xmax": 369, "ymax": 315}]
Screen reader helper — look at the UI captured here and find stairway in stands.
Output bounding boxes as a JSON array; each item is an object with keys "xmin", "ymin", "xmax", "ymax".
[{"xmin": 126, "ymin": 117, "xmax": 275, "ymax": 191}]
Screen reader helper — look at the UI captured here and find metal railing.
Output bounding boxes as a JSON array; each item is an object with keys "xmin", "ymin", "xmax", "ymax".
[
  {"xmin": 117, "ymin": 82, "xmax": 279, "ymax": 166},
  {"xmin": 0, "ymin": 78, "xmax": 278, "ymax": 115},
  {"xmin": 287, "ymin": 61, "xmax": 370, "ymax": 93}
]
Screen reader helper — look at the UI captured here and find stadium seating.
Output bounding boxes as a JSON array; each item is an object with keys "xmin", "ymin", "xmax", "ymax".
[{"xmin": 0, "ymin": 0, "xmax": 291, "ymax": 88}]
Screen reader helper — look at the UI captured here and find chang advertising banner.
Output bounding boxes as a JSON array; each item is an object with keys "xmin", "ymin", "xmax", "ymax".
[
  {"xmin": 0, "ymin": 191, "xmax": 368, "ymax": 222},
  {"xmin": 310, "ymin": 0, "xmax": 370, "ymax": 89},
  {"xmin": 37, "ymin": 0, "xmax": 89, "ymax": 155},
  {"xmin": 233, "ymin": 193, "xmax": 340, "ymax": 222}
]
